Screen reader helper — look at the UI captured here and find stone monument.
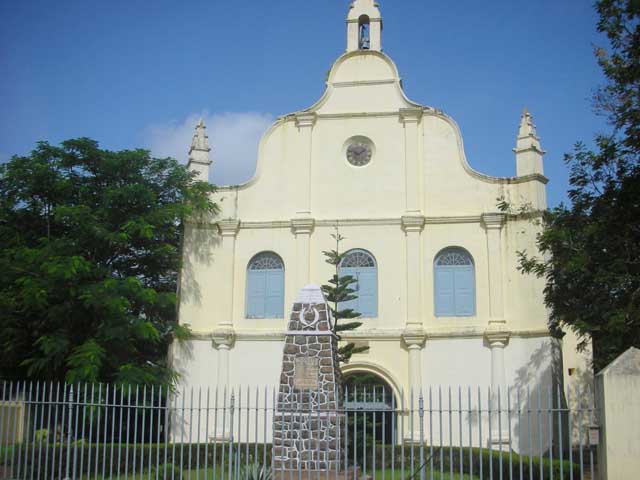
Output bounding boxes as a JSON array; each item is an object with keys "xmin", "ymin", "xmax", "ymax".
[{"xmin": 273, "ymin": 284, "xmax": 345, "ymax": 476}]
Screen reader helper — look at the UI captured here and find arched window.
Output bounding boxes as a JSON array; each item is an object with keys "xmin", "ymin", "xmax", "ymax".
[
  {"xmin": 246, "ymin": 252, "xmax": 284, "ymax": 319},
  {"xmin": 434, "ymin": 247, "xmax": 475, "ymax": 317},
  {"xmin": 339, "ymin": 249, "xmax": 377, "ymax": 317},
  {"xmin": 358, "ymin": 15, "xmax": 370, "ymax": 50}
]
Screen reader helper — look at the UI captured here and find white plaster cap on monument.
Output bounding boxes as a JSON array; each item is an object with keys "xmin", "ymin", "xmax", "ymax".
[{"xmin": 296, "ymin": 284, "xmax": 327, "ymax": 304}]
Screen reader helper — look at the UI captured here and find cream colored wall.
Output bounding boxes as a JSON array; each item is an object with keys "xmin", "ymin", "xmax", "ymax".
[{"xmin": 177, "ymin": 46, "xmax": 554, "ymax": 400}]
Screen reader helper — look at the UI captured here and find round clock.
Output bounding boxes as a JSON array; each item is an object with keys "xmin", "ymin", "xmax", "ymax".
[{"xmin": 346, "ymin": 142, "xmax": 372, "ymax": 167}]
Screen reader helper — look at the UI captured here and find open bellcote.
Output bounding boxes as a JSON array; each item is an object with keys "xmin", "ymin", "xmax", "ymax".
[{"xmin": 347, "ymin": 0, "xmax": 382, "ymax": 52}]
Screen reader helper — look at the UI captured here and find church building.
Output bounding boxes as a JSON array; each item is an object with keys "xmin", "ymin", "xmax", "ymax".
[{"xmin": 174, "ymin": 1, "xmax": 585, "ymax": 428}]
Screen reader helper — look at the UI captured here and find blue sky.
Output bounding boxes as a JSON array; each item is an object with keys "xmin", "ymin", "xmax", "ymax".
[{"xmin": 1, "ymin": 0, "xmax": 607, "ymax": 207}]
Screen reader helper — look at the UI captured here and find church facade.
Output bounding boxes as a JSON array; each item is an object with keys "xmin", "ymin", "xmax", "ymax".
[{"xmin": 174, "ymin": 0, "xmax": 584, "ymax": 422}]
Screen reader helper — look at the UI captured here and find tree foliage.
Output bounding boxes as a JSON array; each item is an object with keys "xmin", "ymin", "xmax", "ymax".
[
  {"xmin": 516, "ymin": 0, "xmax": 640, "ymax": 371},
  {"xmin": 0, "ymin": 138, "xmax": 217, "ymax": 384},
  {"xmin": 321, "ymin": 229, "xmax": 369, "ymax": 363}
]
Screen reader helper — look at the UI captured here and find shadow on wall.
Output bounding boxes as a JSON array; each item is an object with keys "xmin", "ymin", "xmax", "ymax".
[
  {"xmin": 457, "ymin": 339, "xmax": 560, "ymax": 454},
  {"xmin": 179, "ymin": 221, "xmax": 221, "ymax": 307},
  {"xmin": 510, "ymin": 339, "xmax": 560, "ymax": 456},
  {"xmin": 510, "ymin": 338, "xmax": 594, "ymax": 457}
]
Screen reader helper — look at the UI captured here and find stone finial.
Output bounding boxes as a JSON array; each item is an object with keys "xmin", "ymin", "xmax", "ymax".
[
  {"xmin": 514, "ymin": 108, "xmax": 545, "ymax": 176},
  {"xmin": 187, "ymin": 118, "xmax": 212, "ymax": 181}
]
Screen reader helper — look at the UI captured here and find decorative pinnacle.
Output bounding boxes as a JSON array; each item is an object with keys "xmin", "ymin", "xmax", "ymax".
[
  {"xmin": 188, "ymin": 118, "xmax": 212, "ymax": 167},
  {"xmin": 190, "ymin": 118, "xmax": 211, "ymax": 153},
  {"xmin": 518, "ymin": 108, "xmax": 537, "ymax": 139},
  {"xmin": 514, "ymin": 108, "xmax": 544, "ymax": 154}
]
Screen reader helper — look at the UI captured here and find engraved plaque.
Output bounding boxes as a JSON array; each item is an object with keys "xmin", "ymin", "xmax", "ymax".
[{"xmin": 294, "ymin": 357, "xmax": 319, "ymax": 390}]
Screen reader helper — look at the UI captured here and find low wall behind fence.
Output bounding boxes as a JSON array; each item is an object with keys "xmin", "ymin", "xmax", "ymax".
[{"xmin": 0, "ymin": 380, "xmax": 597, "ymax": 480}]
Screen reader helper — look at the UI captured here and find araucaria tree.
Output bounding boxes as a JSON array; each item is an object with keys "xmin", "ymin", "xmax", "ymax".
[
  {"xmin": 0, "ymin": 138, "xmax": 217, "ymax": 384},
  {"xmin": 321, "ymin": 229, "xmax": 369, "ymax": 363},
  {"xmin": 517, "ymin": 0, "xmax": 640, "ymax": 371}
]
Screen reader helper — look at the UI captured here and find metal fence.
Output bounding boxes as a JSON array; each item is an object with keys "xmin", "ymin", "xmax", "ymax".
[{"xmin": 0, "ymin": 381, "xmax": 597, "ymax": 479}]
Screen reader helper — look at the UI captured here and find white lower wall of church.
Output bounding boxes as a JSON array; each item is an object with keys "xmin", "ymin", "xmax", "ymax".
[
  {"xmin": 171, "ymin": 334, "xmax": 565, "ymax": 455},
  {"xmin": 422, "ymin": 337, "xmax": 491, "ymax": 389},
  {"xmin": 415, "ymin": 336, "xmax": 559, "ymax": 453}
]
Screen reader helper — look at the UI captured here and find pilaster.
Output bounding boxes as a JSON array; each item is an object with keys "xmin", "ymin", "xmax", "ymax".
[
  {"xmin": 218, "ymin": 219, "xmax": 240, "ymax": 327},
  {"xmin": 402, "ymin": 215, "xmax": 425, "ymax": 329},
  {"xmin": 481, "ymin": 213, "xmax": 506, "ymax": 325},
  {"xmin": 484, "ymin": 326, "xmax": 510, "ymax": 449},
  {"xmin": 212, "ymin": 327, "xmax": 236, "ymax": 388},
  {"xmin": 400, "ymin": 108, "xmax": 423, "ymax": 215},
  {"xmin": 294, "ymin": 113, "xmax": 317, "ymax": 216},
  {"xmin": 291, "ymin": 217, "xmax": 315, "ymax": 291},
  {"xmin": 402, "ymin": 329, "xmax": 426, "ymax": 391}
]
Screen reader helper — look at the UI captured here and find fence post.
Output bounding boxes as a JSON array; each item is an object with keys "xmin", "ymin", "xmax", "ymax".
[
  {"xmin": 64, "ymin": 385, "xmax": 74, "ymax": 480},
  {"xmin": 595, "ymin": 347, "xmax": 640, "ymax": 480}
]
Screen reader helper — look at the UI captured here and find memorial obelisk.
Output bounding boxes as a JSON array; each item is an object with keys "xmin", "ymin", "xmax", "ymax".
[{"xmin": 273, "ymin": 284, "xmax": 345, "ymax": 475}]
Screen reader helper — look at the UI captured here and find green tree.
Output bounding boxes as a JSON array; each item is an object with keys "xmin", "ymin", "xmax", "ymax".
[
  {"xmin": 516, "ymin": 0, "xmax": 640, "ymax": 371},
  {"xmin": 0, "ymin": 138, "xmax": 217, "ymax": 384},
  {"xmin": 321, "ymin": 229, "xmax": 369, "ymax": 363}
]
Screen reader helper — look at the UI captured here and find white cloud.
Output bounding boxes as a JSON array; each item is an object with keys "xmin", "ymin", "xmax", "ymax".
[{"xmin": 144, "ymin": 111, "xmax": 275, "ymax": 186}]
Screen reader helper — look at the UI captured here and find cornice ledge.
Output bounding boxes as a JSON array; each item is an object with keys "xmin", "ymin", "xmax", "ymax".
[
  {"xmin": 425, "ymin": 215, "xmax": 481, "ymax": 225},
  {"xmin": 218, "ymin": 218, "xmax": 240, "ymax": 237},
  {"xmin": 291, "ymin": 217, "xmax": 315, "ymax": 235},
  {"xmin": 186, "ymin": 158, "xmax": 211, "ymax": 167},
  {"xmin": 481, "ymin": 213, "xmax": 506, "ymax": 230},
  {"xmin": 294, "ymin": 112, "xmax": 317, "ymax": 128},
  {"xmin": 510, "ymin": 173, "xmax": 549, "ymax": 185},
  {"xmin": 399, "ymin": 107, "xmax": 423, "ymax": 124},
  {"xmin": 401, "ymin": 215, "xmax": 426, "ymax": 233},
  {"xmin": 346, "ymin": 17, "xmax": 382, "ymax": 24},
  {"xmin": 240, "ymin": 220, "xmax": 291, "ymax": 230},
  {"xmin": 316, "ymin": 112, "xmax": 399, "ymax": 120}
]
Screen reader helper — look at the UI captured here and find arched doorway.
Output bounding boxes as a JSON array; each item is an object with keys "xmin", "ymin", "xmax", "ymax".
[{"xmin": 342, "ymin": 369, "xmax": 399, "ymax": 471}]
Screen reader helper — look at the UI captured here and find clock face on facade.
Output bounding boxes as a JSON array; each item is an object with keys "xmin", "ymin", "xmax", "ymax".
[{"xmin": 346, "ymin": 142, "xmax": 372, "ymax": 166}]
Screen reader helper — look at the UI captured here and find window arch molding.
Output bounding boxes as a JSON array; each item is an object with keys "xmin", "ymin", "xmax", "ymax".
[
  {"xmin": 245, "ymin": 251, "xmax": 285, "ymax": 319},
  {"xmin": 433, "ymin": 247, "xmax": 476, "ymax": 317},
  {"xmin": 339, "ymin": 248, "xmax": 378, "ymax": 318}
]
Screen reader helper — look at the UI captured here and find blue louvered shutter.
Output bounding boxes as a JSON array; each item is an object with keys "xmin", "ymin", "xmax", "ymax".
[
  {"xmin": 357, "ymin": 270, "xmax": 377, "ymax": 317},
  {"xmin": 265, "ymin": 269, "xmax": 284, "ymax": 318},
  {"xmin": 454, "ymin": 266, "xmax": 474, "ymax": 315},
  {"xmin": 339, "ymin": 267, "xmax": 359, "ymax": 313},
  {"xmin": 246, "ymin": 270, "xmax": 266, "ymax": 318},
  {"xmin": 435, "ymin": 267, "xmax": 455, "ymax": 316}
]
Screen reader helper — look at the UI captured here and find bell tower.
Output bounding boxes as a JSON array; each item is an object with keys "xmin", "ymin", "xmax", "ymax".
[{"xmin": 347, "ymin": 0, "xmax": 383, "ymax": 52}]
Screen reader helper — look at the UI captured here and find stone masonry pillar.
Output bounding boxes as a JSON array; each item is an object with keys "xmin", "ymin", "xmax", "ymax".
[{"xmin": 273, "ymin": 285, "xmax": 344, "ymax": 475}]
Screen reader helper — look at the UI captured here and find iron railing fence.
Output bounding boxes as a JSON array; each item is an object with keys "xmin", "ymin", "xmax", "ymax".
[{"xmin": 0, "ymin": 381, "xmax": 597, "ymax": 480}]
